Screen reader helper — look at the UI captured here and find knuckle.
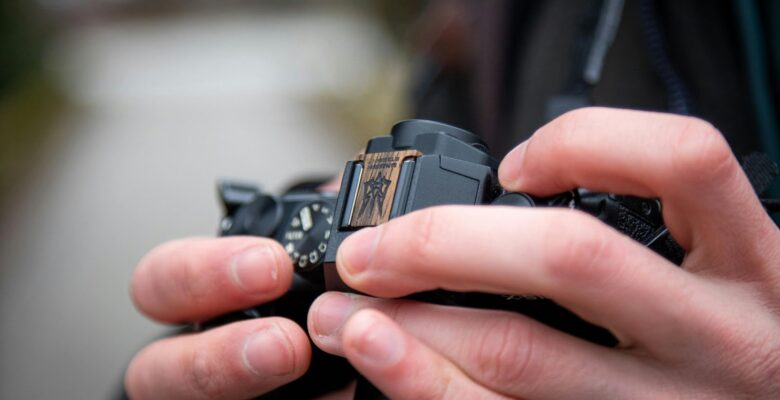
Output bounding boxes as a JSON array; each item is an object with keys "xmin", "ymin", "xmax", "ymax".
[
  {"xmin": 678, "ymin": 285, "xmax": 780, "ymax": 396},
  {"xmin": 382, "ymin": 299, "xmax": 409, "ymax": 325},
  {"xmin": 132, "ymin": 239, "xmax": 213, "ymax": 317},
  {"xmin": 542, "ymin": 212, "xmax": 619, "ymax": 286},
  {"xmin": 401, "ymin": 208, "xmax": 444, "ymax": 267},
  {"xmin": 473, "ymin": 317, "xmax": 540, "ymax": 388},
  {"xmin": 546, "ymin": 109, "xmax": 589, "ymax": 154},
  {"xmin": 174, "ymin": 257, "xmax": 210, "ymax": 307},
  {"xmin": 548, "ymin": 107, "xmax": 605, "ymax": 139},
  {"xmin": 671, "ymin": 117, "xmax": 736, "ymax": 182},
  {"xmin": 742, "ymin": 339, "xmax": 780, "ymax": 388},
  {"xmin": 541, "ymin": 108, "xmax": 605, "ymax": 175},
  {"xmin": 552, "ymin": 106, "xmax": 596, "ymax": 129},
  {"xmin": 709, "ymin": 318, "xmax": 780, "ymax": 391},
  {"xmin": 416, "ymin": 370, "xmax": 454, "ymax": 400}
]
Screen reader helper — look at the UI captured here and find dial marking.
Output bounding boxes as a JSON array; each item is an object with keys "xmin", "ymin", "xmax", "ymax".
[
  {"xmin": 283, "ymin": 201, "xmax": 334, "ymax": 271},
  {"xmin": 300, "ymin": 206, "xmax": 313, "ymax": 232},
  {"xmin": 284, "ymin": 230, "xmax": 304, "ymax": 241}
]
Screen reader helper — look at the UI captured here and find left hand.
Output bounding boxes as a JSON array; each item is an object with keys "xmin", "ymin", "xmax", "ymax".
[{"xmin": 306, "ymin": 108, "xmax": 780, "ymax": 399}]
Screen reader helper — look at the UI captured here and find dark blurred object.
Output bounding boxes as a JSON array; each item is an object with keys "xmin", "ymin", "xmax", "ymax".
[{"xmin": 409, "ymin": 0, "xmax": 771, "ymax": 163}]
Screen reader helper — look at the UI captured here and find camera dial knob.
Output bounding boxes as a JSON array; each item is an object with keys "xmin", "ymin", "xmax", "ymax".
[{"xmin": 281, "ymin": 201, "xmax": 333, "ymax": 272}]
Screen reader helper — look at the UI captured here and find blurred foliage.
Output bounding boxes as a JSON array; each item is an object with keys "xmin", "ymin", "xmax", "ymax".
[
  {"xmin": 0, "ymin": 0, "xmax": 65, "ymax": 203},
  {"xmin": 360, "ymin": 0, "xmax": 426, "ymax": 42},
  {"xmin": 0, "ymin": 1, "xmax": 45, "ymax": 94},
  {"xmin": 0, "ymin": 71, "xmax": 67, "ymax": 202}
]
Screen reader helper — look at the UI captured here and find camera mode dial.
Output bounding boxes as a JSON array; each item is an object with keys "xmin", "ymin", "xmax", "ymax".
[{"xmin": 281, "ymin": 201, "xmax": 333, "ymax": 272}]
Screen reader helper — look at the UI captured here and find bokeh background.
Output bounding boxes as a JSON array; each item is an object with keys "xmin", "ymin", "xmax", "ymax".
[
  {"xmin": 4, "ymin": 1, "xmax": 780, "ymax": 398},
  {"xmin": 0, "ymin": 1, "xmax": 420, "ymax": 398}
]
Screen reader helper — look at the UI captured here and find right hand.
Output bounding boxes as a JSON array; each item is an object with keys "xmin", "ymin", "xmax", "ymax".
[{"xmin": 125, "ymin": 237, "xmax": 311, "ymax": 399}]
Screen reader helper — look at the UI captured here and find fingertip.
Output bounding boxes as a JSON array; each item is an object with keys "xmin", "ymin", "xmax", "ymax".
[
  {"xmin": 241, "ymin": 239, "xmax": 296, "ymax": 298},
  {"xmin": 131, "ymin": 237, "xmax": 295, "ymax": 323},
  {"xmin": 308, "ymin": 292, "xmax": 356, "ymax": 355},
  {"xmin": 124, "ymin": 335, "xmax": 179, "ymax": 399},
  {"xmin": 242, "ymin": 318, "xmax": 311, "ymax": 379},
  {"xmin": 280, "ymin": 319, "xmax": 313, "ymax": 375},
  {"xmin": 498, "ymin": 140, "xmax": 529, "ymax": 191},
  {"xmin": 129, "ymin": 237, "xmax": 209, "ymax": 319},
  {"xmin": 229, "ymin": 243, "xmax": 288, "ymax": 296},
  {"xmin": 340, "ymin": 308, "xmax": 488, "ymax": 399},
  {"xmin": 124, "ymin": 344, "xmax": 146, "ymax": 399},
  {"xmin": 336, "ymin": 226, "xmax": 381, "ymax": 282},
  {"xmin": 270, "ymin": 317, "xmax": 312, "ymax": 368},
  {"xmin": 125, "ymin": 318, "xmax": 312, "ymax": 399},
  {"xmin": 129, "ymin": 241, "xmax": 172, "ymax": 320},
  {"xmin": 342, "ymin": 310, "xmax": 405, "ymax": 369}
]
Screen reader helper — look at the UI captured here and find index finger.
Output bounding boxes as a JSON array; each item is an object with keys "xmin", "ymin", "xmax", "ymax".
[
  {"xmin": 131, "ymin": 237, "xmax": 293, "ymax": 323},
  {"xmin": 497, "ymin": 108, "xmax": 777, "ymax": 273},
  {"xmin": 335, "ymin": 206, "xmax": 715, "ymax": 349}
]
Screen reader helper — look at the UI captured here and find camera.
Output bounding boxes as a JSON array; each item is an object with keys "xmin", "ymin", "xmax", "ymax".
[
  {"xmin": 218, "ymin": 119, "xmax": 678, "ymax": 291},
  {"xmin": 209, "ymin": 119, "xmax": 680, "ymax": 398}
]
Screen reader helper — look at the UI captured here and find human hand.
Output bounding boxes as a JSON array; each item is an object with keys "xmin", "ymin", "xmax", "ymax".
[
  {"xmin": 125, "ymin": 237, "xmax": 311, "ymax": 399},
  {"xmin": 308, "ymin": 108, "xmax": 780, "ymax": 399}
]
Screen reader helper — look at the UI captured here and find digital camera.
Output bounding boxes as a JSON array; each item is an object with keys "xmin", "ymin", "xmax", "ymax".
[{"xmin": 208, "ymin": 119, "xmax": 681, "ymax": 398}]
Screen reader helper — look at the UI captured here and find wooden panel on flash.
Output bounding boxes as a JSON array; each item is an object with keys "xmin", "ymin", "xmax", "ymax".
[{"xmin": 349, "ymin": 150, "xmax": 421, "ymax": 227}]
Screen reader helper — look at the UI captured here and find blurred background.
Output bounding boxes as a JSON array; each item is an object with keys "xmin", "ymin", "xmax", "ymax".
[
  {"xmin": 0, "ymin": 1, "xmax": 420, "ymax": 398},
  {"xmin": 4, "ymin": 0, "xmax": 779, "ymax": 398}
]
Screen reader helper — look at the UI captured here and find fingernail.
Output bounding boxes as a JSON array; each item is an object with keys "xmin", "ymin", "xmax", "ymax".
[
  {"xmin": 499, "ymin": 140, "xmax": 529, "ymax": 187},
  {"xmin": 230, "ymin": 246, "xmax": 279, "ymax": 294},
  {"xmin": 313, "ymin": 292, "xmax": 354, "ymax": 339},
  {"xmin": 338, "ymin": 226, "xmax": 380, "ymax": 276},
  {"xmin": 350, "ymin": 312, "xmax": 404, "ymax": 367},
  {"xmin": 242, "ymin": 324, "xmax": 294, "ymax": 376}
]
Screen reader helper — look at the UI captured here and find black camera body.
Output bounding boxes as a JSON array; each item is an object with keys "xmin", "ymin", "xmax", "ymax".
[
  {"xmin": 213, "ymin": 119, "xmax": 678, "ymax": 398},
  {"xmin": 220, "ymin": 120, "xmax": 675, "ymax": 294}
]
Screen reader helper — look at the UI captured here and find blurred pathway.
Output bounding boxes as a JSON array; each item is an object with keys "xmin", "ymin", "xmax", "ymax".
[{"xmin": 0, "ymin": 7, "xmax": 395, "ymax": 398}]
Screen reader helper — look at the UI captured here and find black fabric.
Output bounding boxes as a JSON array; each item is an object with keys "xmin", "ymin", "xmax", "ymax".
[
  {"xmin": 741, "ymin": 152, "xmax": 780, "ymax": 195},
  {"xmin": 414, "ymin": 0, "xmax": 762, "ymax": 158}
]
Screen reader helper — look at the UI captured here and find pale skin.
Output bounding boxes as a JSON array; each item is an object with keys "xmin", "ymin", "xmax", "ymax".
[{"xmin": 126, "ymin": 108, "xmax": 780, "ymax": 399}]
